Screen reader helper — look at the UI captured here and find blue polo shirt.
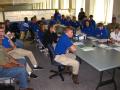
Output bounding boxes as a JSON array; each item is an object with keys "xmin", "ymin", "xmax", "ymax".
[
  {"xmin": 71, "ymin": 21, "xmax": 80, "ymax": 28},
  {"xmin": 49, "ymin": 19, "xmax": 56, "ymax": 26},
  {"xmin": 54, "ymin": 13, "xmax": 61, "ymax": 22},
  {"xmin": 55, "ymin": 33, "xmax": 73, "ymax": 55},
  {"xmin": 29, "ymin": 22, "xmax": 39, "ymax": 32},
  {"xmin": 2, "ymin": 37, "xmax": 12, "ymax": 48},
  {"xmin": 95, "ymin": 28, "xmax": 109, "ymax": 39},
  {"xmin": 81, "ymin": 26, "xmax": 95, "ymax": 36},
  {"xmin": 89, "ymin": 19, "xmax": 96, "ymax": 29},
  {"xmin": 60, "ymin": 19, "xmax": 66, "ymax": 25}
]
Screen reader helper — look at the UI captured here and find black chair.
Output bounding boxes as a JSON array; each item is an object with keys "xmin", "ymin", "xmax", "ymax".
[{"xmin": 47, "ymin": 44, "xmax": 65, "ymax": 81}]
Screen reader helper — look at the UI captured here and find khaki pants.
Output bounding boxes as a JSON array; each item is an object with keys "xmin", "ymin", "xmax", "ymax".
[
  {"xmin": 8, "ymin": 48, "xmax": 38, "ymax": 67},
  {"xmin": 55, "ymin": 53, "xmax": 79, "ymax": 75},
  {"xmin": 20, "ymin": 31, "xmax": 25, "ymax": 40}
]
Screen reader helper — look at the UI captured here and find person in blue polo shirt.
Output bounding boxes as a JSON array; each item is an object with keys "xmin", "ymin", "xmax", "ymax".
[
  {"xmin": 95, "ymin": 23, "xmax": 109, "ymax": 39},
  {"xmin": 55, "ymin": 26, "xmax": 80, "ymax": 84},
  {"xmin": 81, "ymin": 20, "xmax": 95, "ymax": 36},
  {"xmin": 89, "ymin": 15, "xmax": 96, "ymax": 30},
  {"xmin": 64, "ymin": 16, "xmax": 72, "ymax": 26},
  {"xmin": 54, "ymin": 10, "xmax": 61, "ymax": 22},
  {"xmin": 71, "ymin": 16, "xmax": 80, "ymax": 29},
  {"xmin": 49, "ymin": 16, "xmax": 57, "ymax": 26},
  {"xmin": 60, "ymin": 15, "xmax": 66, "ymax": 25}
]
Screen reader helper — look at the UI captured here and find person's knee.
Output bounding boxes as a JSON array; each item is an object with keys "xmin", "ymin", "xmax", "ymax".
[
  {"xmin": 18, "ymin": 67, "xmax": 26, "ymax": 74},
  {"xmin": 73, "ymin": 60, "xmax": 79, "ymax": 67}
]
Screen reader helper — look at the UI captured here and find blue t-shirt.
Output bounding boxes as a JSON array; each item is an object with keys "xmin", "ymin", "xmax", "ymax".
[
  {"xmin": 55, "ymin": 33, "xmax": 73, "ymax": 55},
  {"xmin": 2, "ymin": 37, "xmax": 12, "ymax": 48}
]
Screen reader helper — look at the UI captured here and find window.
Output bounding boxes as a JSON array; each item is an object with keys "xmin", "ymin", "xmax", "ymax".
[{"xmin": 91, "ymin": 0, "xmax": 114, "ymax": 24}]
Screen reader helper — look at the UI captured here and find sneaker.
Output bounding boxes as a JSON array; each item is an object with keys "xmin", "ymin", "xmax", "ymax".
[
  {"xmin": 30, "ymin": 73, "xmax": 38, "ymax": 78},
  {"xmin": 33, "ymin": 66, "xmax": 44, "ymax": 70}
]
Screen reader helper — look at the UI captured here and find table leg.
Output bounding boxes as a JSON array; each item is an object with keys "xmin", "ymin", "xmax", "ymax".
[{"xmin": 96, "ymin": 69, "xmax": 117, "ymax": 90}]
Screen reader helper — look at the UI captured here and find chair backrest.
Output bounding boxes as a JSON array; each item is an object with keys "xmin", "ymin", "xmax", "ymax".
[{"xmin": 47, "ymin": 44, "xmax": 56, "ymax": 64}]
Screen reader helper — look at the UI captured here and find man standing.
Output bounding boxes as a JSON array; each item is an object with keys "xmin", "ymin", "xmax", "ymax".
[{"xmin": 54, "ymin": 26, "xmax": 80, "ymax": 84}]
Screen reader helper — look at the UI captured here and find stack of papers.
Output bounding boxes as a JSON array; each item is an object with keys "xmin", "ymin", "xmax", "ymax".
[
  {"xmin": 73, "ymin": 42, "xmax": 84, "ymax": 46},
  {"xmin": 80, "ymin": 47, "xmax": 95, "ymax": 51}
]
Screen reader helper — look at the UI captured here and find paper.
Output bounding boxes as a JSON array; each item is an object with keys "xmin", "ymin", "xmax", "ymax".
[
  {"xmin": 98, "ymin": 39, "xmax": 108, "ymax": 43},
  {"xmin": 98, "ymin": 44, "xmax": 113, "ymax": 50},
  {"xmin": 87, "ymin": 36, "xmax": 98, "ymax": 41},
  {"xmin": 80, "ymin": 47, "xmax": 95, "ymax": 51},
  {"xmin": 113, "ymin": 47, "xmax": 120, "ymax": 52},
  {"xmin": 98, "ymin": 44, "xmax": 108, "ymax": 48},
  {"xmin": 73, "ymin": 42, "xmax": 84, "ymax": 46},
  {"xmin": 87, "ymin": 36, "xmax": 97, "ymax": 40},
  {"xmin": 114, "ymin": 43, "xmax": 120, "ymax": 47}
]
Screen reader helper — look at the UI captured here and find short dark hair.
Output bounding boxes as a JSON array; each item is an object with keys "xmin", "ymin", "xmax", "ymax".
[{"xmin": 97, "ymin": 23, "xmax": 104, "ymax": 27}]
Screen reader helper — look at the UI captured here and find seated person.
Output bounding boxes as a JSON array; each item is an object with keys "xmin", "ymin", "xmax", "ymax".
[
  {"xmin": 7, "ymin": 32, "xmax": 24, "ymax": 48},
  {"xmin": 0, "ymin": 23, "xmax": 33, "ymax": 90},
  {"xmin": 71, "ymin": 16, "xmax": 80, "ymax": 29},
  {"xmin": 60, "ymin": 15, "xmax": 66, "ymax": 25},
  {"xmin": 55, "ymin": 26, "xmax": 80, "ymax": 84},
  {"xmin": 20, "ymin": 17, "xmax": 29, "ymax": 40},
  {"xmin": 49, "ymin": 16, "xmax": 56, "ymax": 26},
  {"xmin": 2, "ymin": 30, "xmax": 41, "ymax": 70},
  {"xmin": 107, "ymin": 17, "xmax": 119, "ymax": 32},
  {"xmin": 64, "ymin": 16, "xmax": 72, "ymax": 26},
  {"xmin": 81, "ymin": 20, "xmax": 94, "ymax": 36},
  {"xmin": 110, "ymin": 26, "xmax": 120, "ymax": 44},
  {"xmin": 43, "ymin": 25, "xmax": 58, "ymax": 48},
  {"xmin": 95, "ymin": 23, "xmax": 109, "ymax": 39},
  {"xmin": 89, "ymin": 15, "xmax": 96, "ymax": 29},
  {"xmin": 37, "ymin": 23, "xmax": 46, "ymax": 43}
]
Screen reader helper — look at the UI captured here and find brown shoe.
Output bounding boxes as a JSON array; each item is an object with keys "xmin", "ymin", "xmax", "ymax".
[
  {"xmin": 25, "ymin": 88, "xmax": 34, "ymax": 90},
  {"xmin": 20, "ymin": 88, "xmax": 34, "ymax": 90},
  {"xmin": 72, "ymin": 74, "xmax": 79, "ymax": 84}
]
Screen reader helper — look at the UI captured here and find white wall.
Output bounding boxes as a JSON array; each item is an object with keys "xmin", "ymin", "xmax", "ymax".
[
  {"xmin": 4, "ymin": 10, "xmax": 74, "ymax": 21},
  {"xmin": 0, "ymin": 12, "xmax": 4, "ymax": 22},
  {"xmin": 113, "ymin": 0, "xmax": 120, "ymax": 23}
]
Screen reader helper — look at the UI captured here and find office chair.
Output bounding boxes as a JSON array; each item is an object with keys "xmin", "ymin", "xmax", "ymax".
[
  {"xmin": 0, "ymin": 77, "xmax": 13, "ymax": 84},
  {"xmin": 47, "ymin": 44, "xmax": 65, "ymax": 81},
  {"xmin": 34, "ymin": 31, "xmax": 48, "ymax": 56}
]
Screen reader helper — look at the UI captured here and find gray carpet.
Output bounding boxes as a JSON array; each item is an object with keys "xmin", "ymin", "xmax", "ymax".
[{"xmin": 25, "ymin": 43, "xmax": 120, "ymax": 90}]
